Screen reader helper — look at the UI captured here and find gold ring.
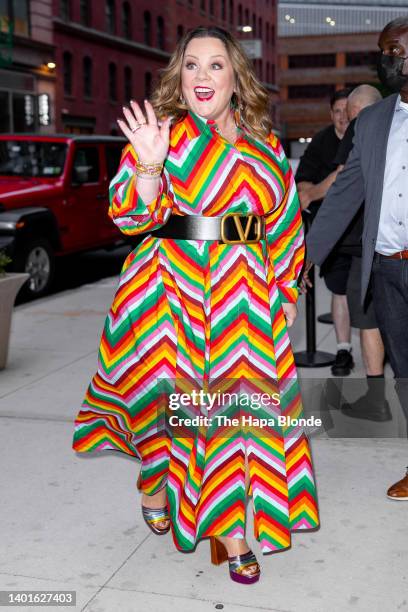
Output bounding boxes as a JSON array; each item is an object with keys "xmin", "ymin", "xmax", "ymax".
[{"xmin": 131, "ymin": 121, "xmax": 147, "ymax": 133}]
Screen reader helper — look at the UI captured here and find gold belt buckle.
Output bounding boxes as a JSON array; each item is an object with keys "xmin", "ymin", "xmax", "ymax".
[{"xmin": 220, "ymin": 213, "xmax": 265, "ymax": 244}]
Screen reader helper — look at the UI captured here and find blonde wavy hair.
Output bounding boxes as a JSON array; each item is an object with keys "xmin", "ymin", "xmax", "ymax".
[{"xmin": 150, "ymin": 26, "xmax": 273, "ymax": 141}]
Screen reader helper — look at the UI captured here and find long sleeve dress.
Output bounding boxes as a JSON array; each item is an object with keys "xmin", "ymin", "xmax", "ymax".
[{"xmin": 72, "ymin": 109, "xmax": 320, "ymax": 554}]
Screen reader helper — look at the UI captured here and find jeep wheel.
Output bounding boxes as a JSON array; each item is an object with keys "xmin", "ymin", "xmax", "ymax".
[{"xmin": 14, "ymin": 239, "xmax": 55, "ymax": 300}]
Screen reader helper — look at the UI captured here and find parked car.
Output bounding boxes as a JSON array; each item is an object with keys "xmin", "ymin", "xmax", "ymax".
[{"xmin": 0, "ymin": 134, "xmax": 129, "ymax": 299}]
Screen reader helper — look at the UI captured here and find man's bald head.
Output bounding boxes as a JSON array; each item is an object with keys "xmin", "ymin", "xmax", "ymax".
[{"xmin": 347, "ymin": 85, "xmax": 382, "ymax": 120}]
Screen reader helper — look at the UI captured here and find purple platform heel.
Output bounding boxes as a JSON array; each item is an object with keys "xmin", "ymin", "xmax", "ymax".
[{"xmin": 210, "ymin": 537, "xmax": 261, "ymax": 584}]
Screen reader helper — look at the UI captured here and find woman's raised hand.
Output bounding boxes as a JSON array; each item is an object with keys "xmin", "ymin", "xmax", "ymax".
[{"xmin": 117, "ymin": 99, "xmax": 171, "ymax": 165}]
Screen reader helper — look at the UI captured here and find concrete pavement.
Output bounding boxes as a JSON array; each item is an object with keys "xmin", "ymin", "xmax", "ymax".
[{"xmin": 0, "ymin": 259, "xmax": 407, "ymax": 612}]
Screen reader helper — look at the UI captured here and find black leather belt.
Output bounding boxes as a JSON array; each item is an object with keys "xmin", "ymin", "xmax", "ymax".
[{"xmin": 152, "ymin": 213, "xmax": 266, "ymax": 244}]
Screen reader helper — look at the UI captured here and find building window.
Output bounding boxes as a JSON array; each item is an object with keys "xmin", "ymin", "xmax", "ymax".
[
  {"xmin": 0, "ymin": 92, "xmax": 10, "ymax": 132},
  {"xmin": 0, "ymin": 2, "xmax": 9, "ymax": 29},
  {"xmin": 145, "ymin": 72, "xmax": 152, "ymax": 99},
  {"xmin": 238, "ymin": 4, "xmax": 242, "ymax": 26},
  {"xmin": 60, "ymin": 0, "xmax": 71, "ymax": 21},
  {"xmin": 288, "ymin": 84, "xmax": 336, "ymax": 100},
  {"xmin": 12, "ymin": 93, "xmax": 35, "ymax": 132},
  {"xmin": 0, "ymin": 92, "xmax": 39, "ymax": 133},
  {"xmin": 345, "ymin": 51, "xmax": 379, "ymax": 67},
  {"xmin": 106, "ymin": 0, "xmax": 116, "ymax": 34},
  {"xmin": 221, "ymin": 0, "xmax": 225, "ymax": 20},
  {"xmin": 63, "ymin": 51, "xmax": 73, "ymax": 96},
  {"xmin": 122, "ymin": 2, "xmax": 131, "ymax": 39},
  {"xmin": 157, "ymin": 16, "xmax": 165, "ymax": 50},
  {"xmin": 124, "ymin": 66, "xmax": 132, "ymax": 101},
  {"xmin": 258, "ymin": 17, "xmax": 262, "ymax": 40},
  {"xmin": 80, "ymin": 0, "xmax": 91, "ymax": 26},
  {"xmin": 144, "ymin": 11, "xmax": 151, "ymax": 46},
  {"xmin": 177, "ymin": 24, "xmax": 184, "ymax": 41},
  {"xmin": 288, "ymin": 54, "xmax": 336, "ymax": 69},
  {"xmin": 83, "ymin": 56, "xmax": 92, "ymax": 98},
  {"xmin": 109, "ymin": 62, "xmax": 117, "ymax": 101},
  {"xmin": 252, "ymin": 13, "xmax": 256, "ymax": 35},
  {"xmin": 200, "ymin": 0, "xmax": 205, "ymax": 12},
  {"xmin": 209, "ymin": 0, "xmax": 214, "ymax": 16},
  {"xmin": 12, "ymin": 0, "xmax": 30, "ymax": 35},
  {"xmin": 266, "ymin": 23, "xmax": 270, "ymax": 44},
  {"xmin": 229, "ymin": 0, "xmax": 233, "ymax": 25}
]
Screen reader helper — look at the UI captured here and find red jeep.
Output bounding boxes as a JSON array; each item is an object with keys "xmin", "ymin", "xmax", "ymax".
[{"xmin": 0, "ymin": 134, "xmax": 128, "ymax": 299}]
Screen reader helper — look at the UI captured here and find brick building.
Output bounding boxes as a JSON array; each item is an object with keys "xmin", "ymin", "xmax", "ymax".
[
  {"xmin": 54, "ymin": 0, "xmax": 279, "ymax": 134},
  {"xmin": 277, "ymin": 0, "xmax": 408, "ymax": 156},
  {"xmin": 0, "ymin": 1, "xmax": 55, "ymax": 133},
  {"xmin": 0, "ymin": 0, "xmax": 279, "ymax": 135}
]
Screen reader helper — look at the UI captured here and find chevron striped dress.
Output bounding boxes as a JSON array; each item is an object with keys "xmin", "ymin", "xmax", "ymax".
[{"xmin": 72, "ymin": 110, "xmax": 319, "ymax": 554}]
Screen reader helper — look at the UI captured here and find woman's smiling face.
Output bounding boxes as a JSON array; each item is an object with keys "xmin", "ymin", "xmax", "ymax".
[{"xmin": 181, "ymin": 36, "xmax": 236, "ymax": 120}]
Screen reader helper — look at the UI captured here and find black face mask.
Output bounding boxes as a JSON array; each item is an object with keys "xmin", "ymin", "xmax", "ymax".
[{"xmin": 377, "ymin": 53, "xmax": 408, "ymax": 92}]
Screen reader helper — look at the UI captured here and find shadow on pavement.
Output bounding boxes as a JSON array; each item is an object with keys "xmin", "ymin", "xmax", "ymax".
[{"xmin": 15, "ymin": 244, "xmax": 133, "ymax": 306}]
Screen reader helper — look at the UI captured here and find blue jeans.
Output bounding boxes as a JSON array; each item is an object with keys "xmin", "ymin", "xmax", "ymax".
[{"xmin": 371, "ymin": 255, "xmax": 408, "ymax": 425}]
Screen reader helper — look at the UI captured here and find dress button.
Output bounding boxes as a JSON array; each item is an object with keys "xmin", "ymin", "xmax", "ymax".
[
  {"xmin": 399, "ymin": 193, "xmax": 403, "ymax": 197},
  {"xmin": 399, "ymin": 221, "xmax": 403, "ymax": 225},
  {"xmin": 403, "ymin": 166, "xmax": 407, "ymax": 170}
]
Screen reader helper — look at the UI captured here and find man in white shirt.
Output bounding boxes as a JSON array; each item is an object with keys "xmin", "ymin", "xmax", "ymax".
[{"xmin": 305, "ymin": 17, "xmax": 408, "ymax": 500}]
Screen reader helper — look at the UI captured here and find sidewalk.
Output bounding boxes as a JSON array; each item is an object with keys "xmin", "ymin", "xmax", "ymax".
[{"xmin": 0, "ymin": 270, "xmax": 407, "ymax": 612}]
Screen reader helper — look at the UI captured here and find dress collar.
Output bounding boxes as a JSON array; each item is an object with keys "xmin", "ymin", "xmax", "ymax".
[{"xmin": 177, "ymin": 108, "xmax": 244, "ymax": 140}]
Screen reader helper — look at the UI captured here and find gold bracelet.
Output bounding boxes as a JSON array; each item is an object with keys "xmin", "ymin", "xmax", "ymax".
[
  {"xmin": 135, "ymin": 168, "xmax": 163, "ymax": 178},
  {"xmin": 135, "ymin": 171, "xmax": 161, "ymax": 180},
  {"xmin": 136, "ymin": 160, "xmax": 163, "ymax": 172},
  {"xmin": 135, "ymin": 168, "xmax": 162, "ymax": 177},
  {"xmin": 137, "ymin": 159, "xmax": 163, "ymax": 165}
]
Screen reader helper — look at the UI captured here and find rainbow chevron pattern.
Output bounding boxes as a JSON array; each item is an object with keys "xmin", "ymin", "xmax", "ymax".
[{"xmin": 72, "ymin": 110, "xmax": 319, "ymax": 553}]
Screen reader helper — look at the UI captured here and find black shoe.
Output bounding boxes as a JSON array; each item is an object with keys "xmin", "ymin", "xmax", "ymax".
[
  {"xmin": 341, "ymin": 396, "xmax": 392, "ymax": 422},
  {"xmin": 331, "ymin": 349, "xmax": 354, "ymax": 377}
]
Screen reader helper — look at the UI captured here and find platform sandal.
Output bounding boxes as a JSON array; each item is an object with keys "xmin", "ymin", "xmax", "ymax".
[
  {"xmin": 210, "ymin": 536, "xmax": 261, "ymax": 584},
  {"xmin": 137, "ymin": 472, "xmax": 170, "ymax": 535},
  {"xmin": 141, "ymin": 505, "xmax": 171, "ymax": 535}
]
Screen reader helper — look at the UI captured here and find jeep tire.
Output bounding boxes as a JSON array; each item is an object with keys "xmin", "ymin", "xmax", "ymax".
[{"xmin": 13, "ymin": 238, "xmax": 55, "ymax": 300}]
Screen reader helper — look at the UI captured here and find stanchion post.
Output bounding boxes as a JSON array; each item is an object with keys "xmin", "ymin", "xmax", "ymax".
[{"xmin": 294, "ymin": 213, "xmax": 335, "ymax": 368}]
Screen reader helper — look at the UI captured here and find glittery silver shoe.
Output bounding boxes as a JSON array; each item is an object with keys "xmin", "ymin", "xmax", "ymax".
[{"xmin": 141, "ymin": 505, "xmax": 170, "ymax": 535}]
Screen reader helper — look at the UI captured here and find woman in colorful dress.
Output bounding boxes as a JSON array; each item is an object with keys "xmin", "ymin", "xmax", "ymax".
[{"xmin": 72, "ymin": 26, "xmax": 319, "ymax": 585}]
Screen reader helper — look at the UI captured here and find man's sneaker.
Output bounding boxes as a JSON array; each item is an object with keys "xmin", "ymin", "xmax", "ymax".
[{"xmin": 331, "ymin": 349, "xmax": 354, "ymax": 377}]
